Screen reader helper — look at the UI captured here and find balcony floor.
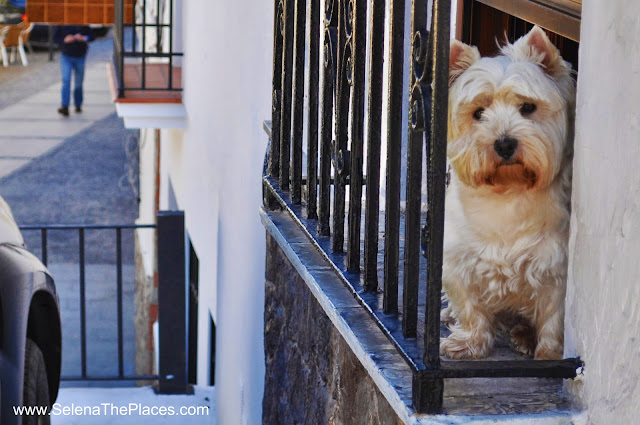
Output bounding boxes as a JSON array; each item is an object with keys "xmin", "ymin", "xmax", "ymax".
[{"xmin": 108, "ymin": 63, "xmax": 182, "ymax": 104}]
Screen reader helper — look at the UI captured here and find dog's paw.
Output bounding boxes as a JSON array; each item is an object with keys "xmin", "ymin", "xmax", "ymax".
[
  {"xmin": 440, "ymin": 334, "xmax": 492, "ymax": 359},
  {"xmin": 510, "ymin": 324, "xmax": 536, "ymax": 357},
  {"xmin": 534, "ymin": 344, "xmax": 563, "ymax": 360},
  {"xmin": 440, "ymin": 305, "xmax": 456, "ymax": 327}
]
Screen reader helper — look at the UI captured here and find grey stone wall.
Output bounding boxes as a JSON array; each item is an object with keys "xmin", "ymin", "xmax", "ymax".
[{"xmin": 263, "ymin": 233, "xmax": 402, "ymax": 425}]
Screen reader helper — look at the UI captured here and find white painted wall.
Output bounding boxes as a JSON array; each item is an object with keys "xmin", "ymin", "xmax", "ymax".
[
  {"xmin": 138, "ymin": 0, "xmax": 640, "ymax": 423},
  {"xmin": 157, "ymin": 1, "xmax": 273, "ymax": 424},
  {"xmin": 564, "ymin": 1, "xmax": 640, "ymax": 423}
]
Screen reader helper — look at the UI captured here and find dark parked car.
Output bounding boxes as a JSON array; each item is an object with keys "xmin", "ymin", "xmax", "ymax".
[{"xmin": 0, "ymin": 197, "xmax": 61, "ymax": 425}]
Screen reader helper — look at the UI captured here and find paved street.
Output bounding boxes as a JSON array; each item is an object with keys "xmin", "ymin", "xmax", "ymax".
[
  {"xmin": 0, "ymin": 33, "xmax": 117, "ymax": 184},
  {"xmin": 0, "ymin": 30, "xmax": 141, "ymax": 386},
  {"xmin": 0, "ymin": 30, "xmax": 113, "ymax": 111}
]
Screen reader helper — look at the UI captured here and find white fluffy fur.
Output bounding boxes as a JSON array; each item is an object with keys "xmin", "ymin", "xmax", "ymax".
[{"xmin": 441, "ymin": 27, "xmax": 576, "ymax": 360}]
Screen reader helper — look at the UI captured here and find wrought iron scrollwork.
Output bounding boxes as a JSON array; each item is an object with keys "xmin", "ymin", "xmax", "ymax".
[
  {"xmin": 318, "ymin": 0, "xmax": 338, "ymax": 237},
  {"xmin": 325, "ymin": 0, "xmax": 334, "ymax": 22},
  {"xmin": 290, "ymin": 0, "xmax": 308, "ymax": 205},
  {"xmin": 328, "ymin": 0, "xmax": 367, "ymax": 257},
  {"xmin": 278, "ymin": 0, "xmax": 285, "ymax": 35},
  {"xmin": 381, "ymin": 0, "xmax": 407, "ymax": 312},
  {"xmin": 306, "ymin": 0, "xmax": 321, "ymax": 219},
  {"xmin": 403, "ymin": 0, "xmax": 431, "ymax": 340},
  {"xmin": 331, "ymin": 0, "xmax": 351, "ymax": 253},
  {"xmin": 409, "ymin": 29, "xmax": 432, "ymax": 134},
  {"xmin": 278, "ymin": 0, "xmax": 295, "ymax": 191},
  {"xmin": 269, "ymin": 0, "xmax": 286, "ymax": 178},
  {"xmin": 413, "ymin": 0, "xmax": 450, "ymax": 414},
  {"xmin": 324, "ymin": 30, "xmax": 338, "ymax": 81}
]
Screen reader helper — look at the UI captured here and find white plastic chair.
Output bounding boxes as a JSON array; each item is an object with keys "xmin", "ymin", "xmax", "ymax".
[
  {"xmin": 19, "ymin": 22, "xmax": 34, "ymax": 61},
  {"xmin": 0, "ymin": 26, "xmax": 8, "ymax": 67},
  {"xmin": 0, "ymin": 22, "xmax": 32, "ymax": 67}
]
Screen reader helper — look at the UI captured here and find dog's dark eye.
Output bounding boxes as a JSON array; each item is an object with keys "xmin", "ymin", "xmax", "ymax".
[
  {"xmin": 520, "ymin": 103, "xmax": 537, "ymax": 116},
  {"xmin": 473, "ymin": 108, "xmax": 484, "ymax": 120}
]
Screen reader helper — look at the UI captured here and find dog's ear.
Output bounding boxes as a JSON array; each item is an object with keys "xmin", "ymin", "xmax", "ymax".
[
  {"xmin": 449, "ymin": 40, "xmax": 480, "ymax": 87},
  {"xmin": 517, "ymin": 26, "xmax": 565, "ymax": 76}
]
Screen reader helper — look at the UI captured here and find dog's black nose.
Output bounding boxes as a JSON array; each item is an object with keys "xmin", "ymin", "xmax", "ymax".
[{"xmin": 494, "ymin": 137, "xmax": 518, "ymax": 160}]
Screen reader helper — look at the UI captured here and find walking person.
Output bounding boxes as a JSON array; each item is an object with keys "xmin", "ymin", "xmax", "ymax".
[{"xmin": 54, "ymin": 25, "xmax": 95, "ymax": 117}]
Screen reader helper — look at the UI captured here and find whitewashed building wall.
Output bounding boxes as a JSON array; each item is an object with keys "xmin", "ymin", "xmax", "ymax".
[
  {"xmin": 136, "ymin": 0, "xmax": 640, "ymax": 423},
  {"xmin": 149, "ymin": 1, "xmax": 273, "ymax": 423},
  {"xmin": 565, "ymin": 0, "xmax": 640, "ymax": 423}
]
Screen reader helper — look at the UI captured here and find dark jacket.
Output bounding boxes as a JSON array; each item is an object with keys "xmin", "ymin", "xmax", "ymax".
[{"xmin": 53, "ymin": 26, "xmax": 95, "ymax": 58}]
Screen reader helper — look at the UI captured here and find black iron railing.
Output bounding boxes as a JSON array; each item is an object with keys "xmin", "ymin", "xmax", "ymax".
[
  {"xmin": 263, "ymin": 0, "xmax": 582, "ymax": 414},
  {"xmin": 20, "ymin": 211, "xmax": 190, "ymax": 394},
  {"xmin": 20, "ymin": 223, "xmax": 156, "ymax": 382},
  {"xmin": 113, "ymin": 0, "xmax": 183, "ymax": 98}
]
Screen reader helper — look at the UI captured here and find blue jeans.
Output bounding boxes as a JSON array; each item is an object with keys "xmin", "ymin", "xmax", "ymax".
[{"xmin": 60, "ymin": 54, "xmax": 86, "ymax": 108}]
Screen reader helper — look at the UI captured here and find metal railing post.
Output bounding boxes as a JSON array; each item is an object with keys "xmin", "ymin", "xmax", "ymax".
[
  {"xmin": 48, "ymin": 24, "xmax": 54, "ymax": 62},
  {"xmin": 156, "ymin": 210, "xmax": 190, "ymax": 394}
]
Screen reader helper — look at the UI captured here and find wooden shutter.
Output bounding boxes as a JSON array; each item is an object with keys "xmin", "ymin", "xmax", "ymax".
[
  {"xmin": 26, "ymin": 0, "xmax": 135, "ymax": 25},
  {"xmin": 460, "ymin": 0, "xmax": 580, "ymax": 70}
]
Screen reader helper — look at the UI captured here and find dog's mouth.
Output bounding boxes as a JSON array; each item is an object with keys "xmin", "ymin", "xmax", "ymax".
[{"xmin": 485, "ymin": 160, "xmax": 537, "ymax": 189}]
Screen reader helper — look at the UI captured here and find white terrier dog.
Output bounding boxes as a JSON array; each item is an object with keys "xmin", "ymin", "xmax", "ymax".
[{"xmin": 441, "ymin": 26, "xmax": 575, "ymax": 360}]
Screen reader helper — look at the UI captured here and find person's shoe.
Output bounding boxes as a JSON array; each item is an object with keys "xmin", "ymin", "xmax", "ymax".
[
  {"xmin": 57, "ymin": 107, "xmax": 69, "ymax": 117},
  {"xmin": 75, "ymin": 106, "xmax": 82, "ymax": 113}
]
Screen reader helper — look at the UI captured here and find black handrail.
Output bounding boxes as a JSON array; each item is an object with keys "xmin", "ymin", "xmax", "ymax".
[
  {"xmin": 20, "ymin": 223, "xmax": 156, "ymax": 382},
  {"xmin": 19, "ymin": 215, "xmax": 188, "ymax": 391}
]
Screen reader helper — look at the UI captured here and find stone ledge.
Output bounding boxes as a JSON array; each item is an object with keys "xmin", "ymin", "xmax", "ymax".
[{"xmin": 261, "ymin": 208, "xmax": 581, "ymax": 424}]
